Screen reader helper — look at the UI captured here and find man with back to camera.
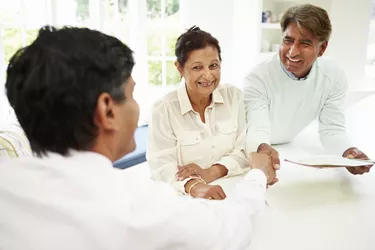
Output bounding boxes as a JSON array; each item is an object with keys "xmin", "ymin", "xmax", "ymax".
[
  {"xmin": 244, "ymin": 4, "xmax": 373, "ymax": 175},
  {"xmin": 0, "ymin": 26, "xmax": 277, "ymax": 250}
]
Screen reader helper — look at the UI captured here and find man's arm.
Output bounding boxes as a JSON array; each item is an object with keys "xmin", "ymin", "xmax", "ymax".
[
  {"xmin": 243, "ymin": 73, "xmax": 271, "ymax": 154},
  {"xmin": 318, "ymin": 69, "xmax": 353, "ymax": 155},
  {"xmin": 319, "ymin": 70, "xmax": 372, "ymax": 174},
  {"xmin": 132, "ymin": 168, "xmax": 270, "ymax": 250}
]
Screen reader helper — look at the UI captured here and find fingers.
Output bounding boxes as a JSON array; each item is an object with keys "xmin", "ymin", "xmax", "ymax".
[
  {"xmin": 357, "ymin": 153, "xmax": 370, "ymax": 160},
  {"xmin": 345, "ymin": 149, "xmax": 372, "ymax": 175},
  {"xmin": 270, "ymin": 150, "xmax": 280, "ymax": 170},
  {"xmin": 355, "ymin": 166, "xmax": 370, "ymax": 174},
  {"xmin": 217, "ymin": 187, "xmax": 227, "ymax": 199},
  {"xmin": 346, "ymin": 166, "xmax": 369, "ymax": 175},
  {"xmin": 210, "ymin": 192, "xmax": 223, "ymax": 200},
  {"xmin": 346, "ymin": 167, "xmax": 358, "ymax": 175},
  {"xmin": 205, "ymin": 186, "xmax": 226, "ymax": 200},
  {"xmin": 176, "ymin": 165, "xmax": 189, "ymax": 175},
  {"xmin": 210, "ymin": 190, "xmax": 225, "ymax": 200},
  {"xmin": 176, "ymin": 167, "xmax": 197, "ymax": 181},
  {"xmin": 268, "ymin": 177, "xmax": 279, "ymax": 186},
  {"xmin": 267, "ymin": 177, "xmax": 279, "ymax": 189}
]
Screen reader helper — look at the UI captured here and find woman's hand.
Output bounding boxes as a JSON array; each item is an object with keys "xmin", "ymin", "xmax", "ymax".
[
  {"xmin": 176, "ymin": 163, "xmax": 228, "ymax": 183},
  {"xmin": 176, "ymin": 163, "xmax": 209, "ymax": 182},
  {"xmin": 185, "ymin": 180, "xmax": 227, "ymax": 200}
]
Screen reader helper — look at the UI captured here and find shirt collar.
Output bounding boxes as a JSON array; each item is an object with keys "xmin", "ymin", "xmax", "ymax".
[
  {"xmin": 43, "ymin": 150, "xmax": 114, "ymax": 169},
  {"xmin": 279, "ymin": 58, "xmax": 309, "ymax": 81},
  {"xmin": 177, "ymin": 84, "xmax": 224, "ymax": 116}
]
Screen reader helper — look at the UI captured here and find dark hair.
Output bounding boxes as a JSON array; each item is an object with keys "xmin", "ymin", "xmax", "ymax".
[
  {"xmin": 5, "ymin": 26, "xmax": 135, "ymax": 156},
  {"xmin": 280, "ymin": 4, "xmax": 332, "ymax": 42},
  {"xmin": 175, "ymin": 26, "xmax": 222, "ymax": 67}
]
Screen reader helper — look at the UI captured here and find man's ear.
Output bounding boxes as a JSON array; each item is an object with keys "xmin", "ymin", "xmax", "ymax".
[
  {"xmin": 318, "ymin": 41, "xmax": 328, "ymax": 57},
  {"xmin": 94, "ymin": 93, "xmax": 118, "ymax": 131}
]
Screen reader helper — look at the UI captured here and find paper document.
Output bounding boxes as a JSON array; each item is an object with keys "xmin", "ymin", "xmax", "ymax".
[{"xmin": 284, "ymin": 155, "xmax": 374, "ymax": 168}]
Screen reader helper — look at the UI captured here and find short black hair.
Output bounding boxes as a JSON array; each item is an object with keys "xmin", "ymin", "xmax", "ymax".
[
  {"xmin": 5, "ymin": 26, "xmax": 135, "ymax": 156},
  {"xmin": 175, "ymin": 26, "xmax": 222, "ymax": 67}
]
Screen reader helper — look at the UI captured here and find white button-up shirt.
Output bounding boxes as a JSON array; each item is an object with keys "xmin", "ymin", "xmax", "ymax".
[
  {"xmin": 0, "ymin": 151, "xmax": 266, "ymax": 250},
  {"xmin": 147, "ymin": 84, "xmax": 249, "ymax": 193}
]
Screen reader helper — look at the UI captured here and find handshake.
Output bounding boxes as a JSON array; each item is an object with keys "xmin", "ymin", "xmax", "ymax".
[{"xmin": 250, "ymin": 143, "xmax": 281, "ymax": 186}]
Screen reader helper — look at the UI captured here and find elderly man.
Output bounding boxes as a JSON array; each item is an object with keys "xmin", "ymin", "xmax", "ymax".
[
  {"xmin": 244, "ymin": 4, "xmax": 372, "ymax": 175},
  {"xmin": 0, "ymin": 26, "xmax": 276, "ymax": 250}
]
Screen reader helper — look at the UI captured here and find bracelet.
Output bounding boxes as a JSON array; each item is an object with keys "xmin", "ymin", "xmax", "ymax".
[
  {"xmin": 189, "ymin": 175, "xmax": 207, "ymax": 184},
  {"xmin": 188, "ymin": 180, "xmax": 203, "ymax": 196}
]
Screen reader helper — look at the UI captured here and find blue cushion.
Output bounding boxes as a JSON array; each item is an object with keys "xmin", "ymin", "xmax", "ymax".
[{"xmin": 113, "ymin": 125, "xmax": 148, "ymax": 169}]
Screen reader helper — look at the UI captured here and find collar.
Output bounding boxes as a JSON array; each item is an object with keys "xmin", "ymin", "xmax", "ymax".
[
  {"xmin": 177, "ymin": 83, "xmax": 224, "ymax": 116},
  {"xmin": 279, "ymin": 57, "xmax": 310, "ymax": 81},
  {"xmin": 43, "ymin": 150, "xmax": 113, "ymax": 168}
]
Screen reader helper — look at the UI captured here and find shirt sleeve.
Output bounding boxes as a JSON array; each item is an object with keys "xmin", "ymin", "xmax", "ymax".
[
  {"xmin": 146, "ymin": 102, "xmax": 189, "ymax": 194},
  {"xmin": 318, "ymin": 69, "xmax": 353, "ymax": 155},
  {"xmin": 129, "ymin": 169, "xmax": 267, "ymax": 250},
  {"xmin": 243, "ymin": 72, "xmax": 271, "ymax": 154},
  {"xmin": 214, "ymin": 91, "xmax": 250, "ymax": 177}
]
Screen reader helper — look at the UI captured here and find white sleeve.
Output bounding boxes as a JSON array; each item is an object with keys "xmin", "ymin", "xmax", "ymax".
[
  {"xmin": 319, "ymin": 69, "xmax": 352, "ymax": 155},
  {"xmin": 214, "ymin": 92, "xmax": 249, "ymax": 177},
  {"xmin": 243, "ymin": 73, "xmax": 271, "ymax": 154},
  {"xmin": 146, "ymin": 102, "xmax": 189, "ymax": 194},
  {"xmin": 132, "ymin": 169, "xmax": 267, "ymax": 250}
]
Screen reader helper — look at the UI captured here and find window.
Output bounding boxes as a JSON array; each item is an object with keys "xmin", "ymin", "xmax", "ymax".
[
  {"xmin": 366, "ymin": 0, "xmax": 375, "ymax": 84},
  {"xmin": 0, "ymin": 0, "xmax": 182, "ymax": 125},
  {"xmin": 146, "ymin": 0, "xmax": 180, "ymax": 89},
  {"xmin": 0, "ymin": 0, "xmax": 49, "ymax": 66},
  {"xmin": 0, "ymin": 0, "xmax": 51, "ymax": 122}
]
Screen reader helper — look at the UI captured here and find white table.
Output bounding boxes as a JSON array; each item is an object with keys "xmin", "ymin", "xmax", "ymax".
[
  {"xmin": 127, "ymin": 93, "xmax": 375, "ymax": 250},
  {"xmin": 220, "ymin": 93, "xmax": 375, "ymax": 250}
]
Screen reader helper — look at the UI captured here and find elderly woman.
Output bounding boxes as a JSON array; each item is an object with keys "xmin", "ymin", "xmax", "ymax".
[{"xmin": 147, "ymin": 26, "xmax": 249, "ymax": 200}]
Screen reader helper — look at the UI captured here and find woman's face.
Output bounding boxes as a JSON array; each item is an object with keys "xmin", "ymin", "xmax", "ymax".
[{"xmin": 177, "ymin": 46, "xmax": 221, "ymax": 98}]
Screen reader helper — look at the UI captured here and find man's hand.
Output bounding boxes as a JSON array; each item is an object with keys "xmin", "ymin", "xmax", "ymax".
[
  {"xmin": 257, "ymin": 143, "xmax": 280, "ymax": 170},
  {"xmin": 249, "ymin": 152, "xmax": 278, "ymax": 186},
  {"xmin": 186, "ymin": 181, "xmax": 227, "ymax": 200},
  {"xmin": 343, "ymin": 147, "xmax": 373, "ymax": 175}
]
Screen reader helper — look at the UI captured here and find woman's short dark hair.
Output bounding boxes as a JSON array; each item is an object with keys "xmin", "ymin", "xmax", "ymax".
[
  {"xmin": 5, "ymin": 26, "xmax": 135, "ymax": 156},
  {"xmin": 175, "ymin": 26, "xmax": 222, "ymax": 67}
]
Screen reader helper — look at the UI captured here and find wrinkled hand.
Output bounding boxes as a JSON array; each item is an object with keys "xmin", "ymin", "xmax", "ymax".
[
  {"xmin": 176, "ymin": 163, "xmax": 210, "ymax": 182},
  {"xmin": 189, "ymin": 183, "xmax": 227, "ymax": 200},
  {"xmin": 249, "ymin": 152, "xmax": 278, "ymax": 186},
  {"xmin": 343, "ymin": 147, "xmax": 373, "ymax": 175}
]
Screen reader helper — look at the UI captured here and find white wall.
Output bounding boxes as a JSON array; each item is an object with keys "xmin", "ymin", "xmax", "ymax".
[
  {"xmin": 232, "ymin": 0, "xmax": 263, "ymax": 86},
  {"xmin": 180, "ymin": 0, "xmax": 235, "ymax": 84},
  {"xmin": 328, "ymin": 0, "xmax": 372, "ymax": 88},
  {"xmin": 179, "ymin": 0, "xmax": 266, "ymax": 86}
]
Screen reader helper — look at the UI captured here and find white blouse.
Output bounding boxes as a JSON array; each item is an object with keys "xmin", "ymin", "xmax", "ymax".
[{"xmin": 147, "ymin": 84, "xmax": 249, "ymax": 194}]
